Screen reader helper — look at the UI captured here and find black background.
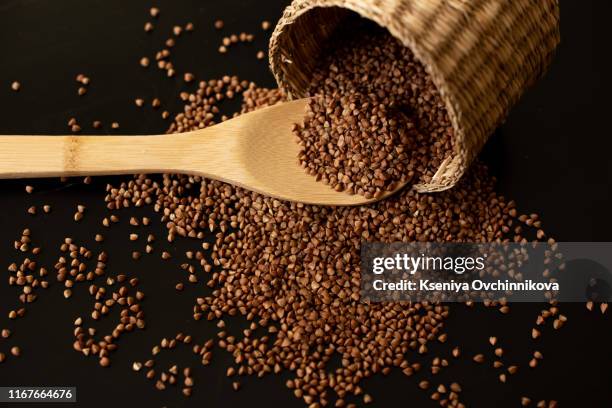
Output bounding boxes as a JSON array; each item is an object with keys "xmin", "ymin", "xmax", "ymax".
[{"xmin": 0, "ymin": 0, "xmax": 610, "ymax": 407}]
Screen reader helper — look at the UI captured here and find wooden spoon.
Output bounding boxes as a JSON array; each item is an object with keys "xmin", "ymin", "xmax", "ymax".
[{"xmin": 0, "ymin": 98, "xmax": 397, "ymax": 206}]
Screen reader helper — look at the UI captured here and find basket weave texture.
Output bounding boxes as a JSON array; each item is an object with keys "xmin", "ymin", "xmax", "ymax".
[{"xmin": 269, "ymin": 0, "xmax": 560, "ymax": 192}]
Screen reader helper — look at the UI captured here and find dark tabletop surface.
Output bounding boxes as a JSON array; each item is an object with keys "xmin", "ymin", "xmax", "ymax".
[{"xmin": 0, "ymin": 1, "xmax": 610, "ymax": 407}]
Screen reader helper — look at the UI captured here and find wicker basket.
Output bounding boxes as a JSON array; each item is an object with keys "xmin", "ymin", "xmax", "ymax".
[{"xmin": 269, "ymin": 0, "xmax": 560, "ymax": 192}]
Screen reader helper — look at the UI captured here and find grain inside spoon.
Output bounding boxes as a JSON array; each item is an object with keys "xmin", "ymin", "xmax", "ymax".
[{"xmin": 0, "ymin": 98, "xmax": 399, "ymax": 206}]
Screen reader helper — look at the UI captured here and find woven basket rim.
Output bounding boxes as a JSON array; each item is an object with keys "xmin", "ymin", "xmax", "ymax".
[{"xmin": 269, "ymin": 1, "xmax": 465, "ymax": 191}]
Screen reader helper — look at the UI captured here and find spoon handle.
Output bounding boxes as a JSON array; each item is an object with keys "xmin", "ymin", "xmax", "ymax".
[{"xmin": 0, "ymin": 134, "xmax": 188, "ymax": 178}]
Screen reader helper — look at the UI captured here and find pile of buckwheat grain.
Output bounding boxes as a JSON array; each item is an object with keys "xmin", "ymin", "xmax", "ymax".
[
  {"xmin": 101, "ymin": 83, "xmax": 548, "ymax": 408},
  {"xmin": 294, "ymin": 22, "xmax": 454, "ymax": 199}
]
